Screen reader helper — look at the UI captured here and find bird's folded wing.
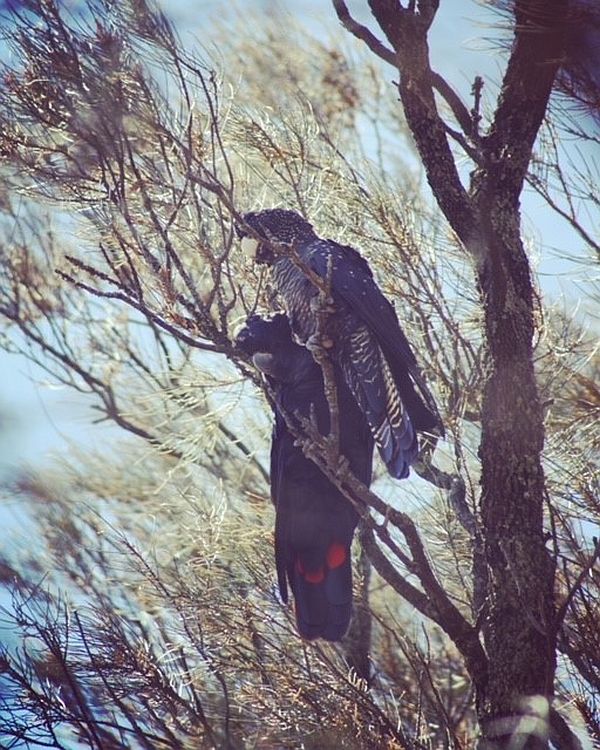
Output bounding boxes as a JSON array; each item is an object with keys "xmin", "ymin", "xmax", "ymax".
[{"xmin": 305, "ymin": 239, "xmax": 443, "ymax": 432}]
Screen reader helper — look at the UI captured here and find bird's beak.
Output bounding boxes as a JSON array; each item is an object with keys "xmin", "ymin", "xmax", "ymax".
[
  {"xmin": 252, "ymin": 352, "xmax": 276, "ymax": 375},
  {"xmin": 241, "ymin": 236, "xmax": 260, "ymax": 259}
]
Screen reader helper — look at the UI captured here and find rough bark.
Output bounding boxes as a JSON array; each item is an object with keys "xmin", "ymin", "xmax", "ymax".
[
  {"xmin": 335, "ymin": 1, "xmax": 569, "ymax": 746},
  {"xmin": 473, "ymin": 181, "xmax": 556, "ymax": 749},
  {"xmin": 469, "ymin": 5, "xmax": 566, "ymax": 745}
]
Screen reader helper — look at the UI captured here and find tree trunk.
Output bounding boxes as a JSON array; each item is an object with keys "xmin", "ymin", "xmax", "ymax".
[
  {"xmin": 473, "ymin": 180, "xmax": 556, "ymax": 749},
  {"xmin": 336, "ymin": 1, "xmax": 568, "ymax": 745}
]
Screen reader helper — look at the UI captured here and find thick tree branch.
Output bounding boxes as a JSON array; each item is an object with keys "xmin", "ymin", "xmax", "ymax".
[
  {"xmin": 429, "ymin": 71, "xmax": 475, "ymax": 138},
  {"xmin": 332, "ymin": 1, "xmax": 479, "ymax": 157},
  {"xmin": 332, "ymin": 0, "xmax": 396, "ymax": 65},
  {"xmin": 361, "ymin": 0, "xmax": 479, "ymax": 245},
  {"xmin": 360, "ymin": 528, "xmax": 435, "ymax": 616},
  {"xmin": 481, "ymin": 0, "xmax": 568, "ymax": 199}
]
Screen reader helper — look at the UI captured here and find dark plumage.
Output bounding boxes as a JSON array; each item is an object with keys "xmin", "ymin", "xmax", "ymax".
[
  {"xmin": 238, "ymin": 208, "xmax": 442, "ymax": 479},
  {"xmin": 236, "ymin": 313, "xmax": 373, "ymax": 642}
]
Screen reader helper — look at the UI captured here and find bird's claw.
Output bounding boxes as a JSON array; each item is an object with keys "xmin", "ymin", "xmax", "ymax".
[
  {"xmin": 309, "ymin": 295, "xmax": 335, "ymax": 314},
  {"xmin": 306, "ymin": 333, "xmax": 334, "ymax": 353}
]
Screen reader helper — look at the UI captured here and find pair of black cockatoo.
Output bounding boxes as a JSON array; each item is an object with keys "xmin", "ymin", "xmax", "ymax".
[{"xmin": 235, "ymin": 209, "xmax": 442, "ymax": 642}]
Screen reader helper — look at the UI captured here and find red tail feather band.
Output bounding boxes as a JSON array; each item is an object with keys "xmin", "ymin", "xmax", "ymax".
[
  {"xmin": 305, "ymin": 568, "xmax": 325, "ymax": 584},
  {"xmin": 327, "ymin": 542, "xmax": 346, "ymax": 569}
]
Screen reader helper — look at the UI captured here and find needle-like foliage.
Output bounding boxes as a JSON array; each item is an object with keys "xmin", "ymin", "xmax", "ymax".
[{"xmin": 0, "ymin": 1, "xmax": 598, "ymax": 748}]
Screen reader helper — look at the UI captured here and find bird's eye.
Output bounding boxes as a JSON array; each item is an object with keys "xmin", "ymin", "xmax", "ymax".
[{"xmin": 241, "ymin": 236, "xmax": 260, "ymax": 258}]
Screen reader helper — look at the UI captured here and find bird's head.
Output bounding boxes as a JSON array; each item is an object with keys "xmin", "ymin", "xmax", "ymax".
[
  {"xmin": 235, "ymin": 313, "xmax": 303, "ymax": 379},
  {"xmin": 235, "ymin": 313, "xmax": 291, "ymax": 355},
  {"xmin": 236, "ymin": 209, "xmax": 316, "ymax": 265}
]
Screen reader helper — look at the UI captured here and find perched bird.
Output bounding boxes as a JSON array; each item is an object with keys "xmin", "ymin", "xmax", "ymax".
[
  {"xmin": 238, "ymin": 208, "xmax": 442, "ymax": 479},
  {"xmin": 236, "ymin": 313, "xmax": 373, "ymax": 642}
]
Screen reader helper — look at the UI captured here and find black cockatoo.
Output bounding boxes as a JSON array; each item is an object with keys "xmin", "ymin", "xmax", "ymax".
[
  {"xmin": 236, "ymin": 313, "xmax": 373, "ymax": 642},
  {"xmin": 238, "ymin": 208, "xmax": 442, "ymax": 479}
]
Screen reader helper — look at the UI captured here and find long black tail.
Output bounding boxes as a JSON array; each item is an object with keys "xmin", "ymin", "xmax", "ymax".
[
  {"xmin": 278, "ymin": 539, "xmax": 354, "ymax": 642},
  {"xmin": 274, "ymin": 476, "xmax": 359, "ymax": 642}
]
